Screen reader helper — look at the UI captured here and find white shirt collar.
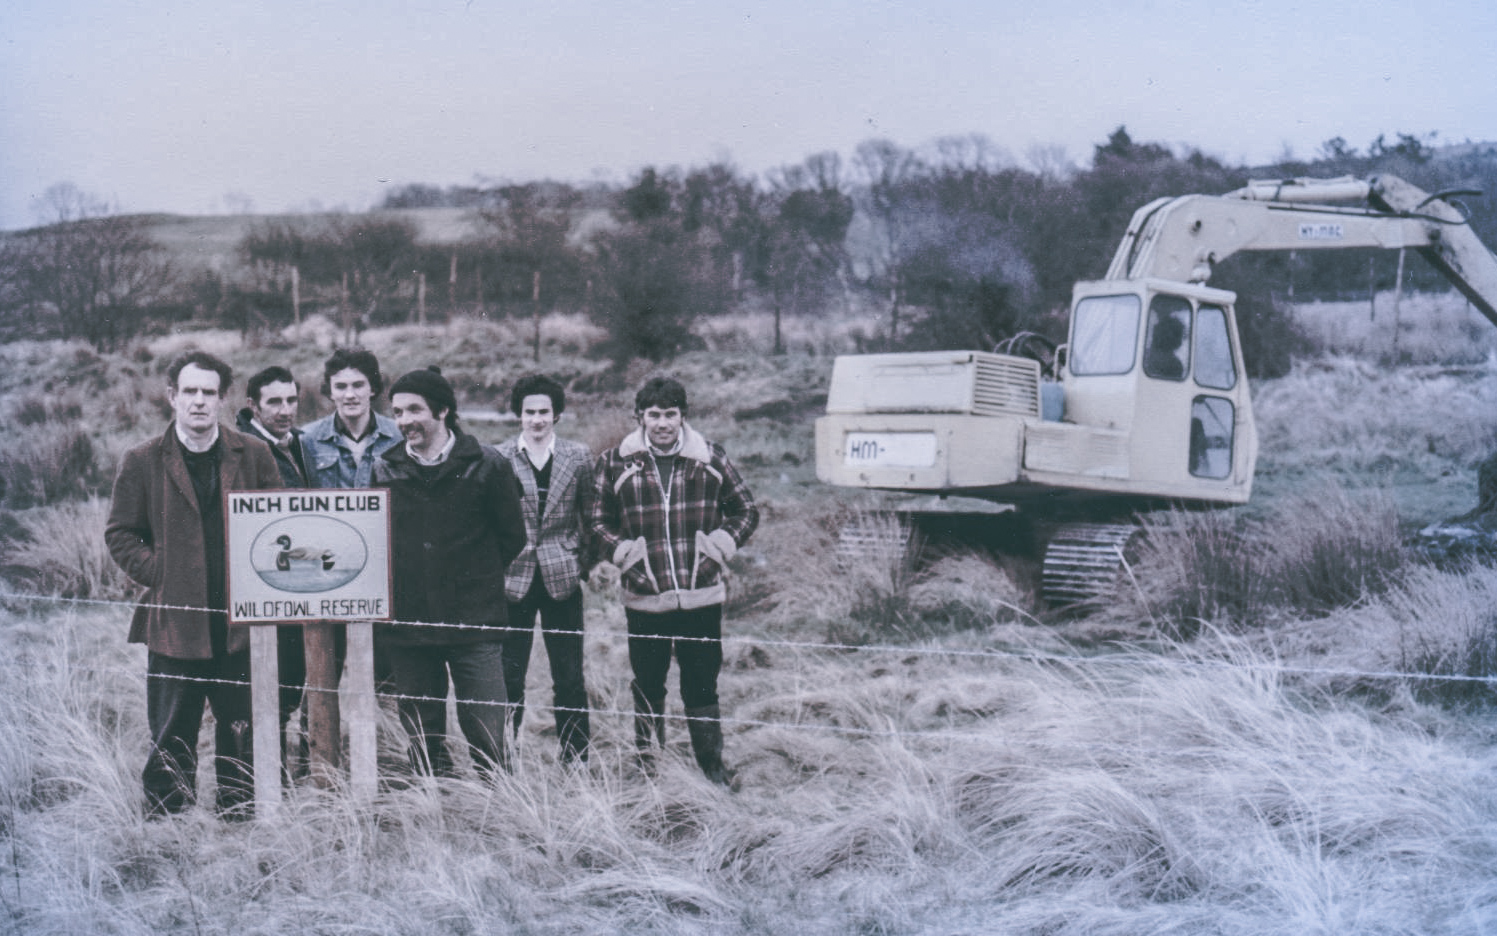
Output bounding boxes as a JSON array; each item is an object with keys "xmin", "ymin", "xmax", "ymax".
[
  {"xmin": 406, "ymin": 428, "xmax": 456, "ymax": 466},
  {"xmin": 175, "ymin": 422, "xmax": 220, "ymax": 453},
  {"xmin": 250, "ymin": 416, "xmax": 291, "ymax": 446},
  {"xmin": 520, "ymin": 432, "xmax": 555, "ymax": 467}
]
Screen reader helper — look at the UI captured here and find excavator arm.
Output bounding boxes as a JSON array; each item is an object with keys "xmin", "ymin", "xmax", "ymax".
[{"xmin": 1106, "ymin": 174, "xmax": 1497, "ymax": 327}]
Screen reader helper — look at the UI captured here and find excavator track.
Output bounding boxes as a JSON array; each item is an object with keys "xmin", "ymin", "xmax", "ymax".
[
  {"xmin": 1041, "ymin": 522, "xmax": 1139, "ymax": 606},
  {"xmin": 834, "ymin": 512, "xmax": 914, "ymax": 565}
]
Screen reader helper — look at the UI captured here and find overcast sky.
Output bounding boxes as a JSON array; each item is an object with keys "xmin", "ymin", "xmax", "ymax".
[{"xmin": 3, "ymin": 0, "xmax": 1495, "ymax": 230}]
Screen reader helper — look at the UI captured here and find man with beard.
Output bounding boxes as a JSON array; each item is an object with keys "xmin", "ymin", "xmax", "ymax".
[{"xmin": 374, "ymin": 367, "xmax": 525, "ymax": 776}]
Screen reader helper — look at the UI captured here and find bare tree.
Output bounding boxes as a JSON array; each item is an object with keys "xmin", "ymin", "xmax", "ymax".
[
  {"xmin": 7, "ymin": 184, "xmax": 176, "ymax": 350},
  {"xmin": 853, "ymin": 139, "xmax": 922, "ymax": 338},
  {"xmin": 758, "ymin": 154, "xmax": 856, "ymax": 350}
]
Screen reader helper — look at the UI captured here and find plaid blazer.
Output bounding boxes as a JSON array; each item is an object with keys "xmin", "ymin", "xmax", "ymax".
[{"xmin": 495, "ymin": 435, "xmax": 596, "ymax": 601}]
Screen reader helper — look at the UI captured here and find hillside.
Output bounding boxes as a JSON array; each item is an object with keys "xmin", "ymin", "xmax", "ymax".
[
  {"xmin": 2, "ymin": 307, "xmax": 1497, "ymax": 929},
  {"xmin": 131, "ymin": 207, "xmax": 489, "ymax": 275}
]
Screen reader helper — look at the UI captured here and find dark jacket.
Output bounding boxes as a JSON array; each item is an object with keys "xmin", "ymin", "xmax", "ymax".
[
  {"xmin": 591, "ymin": 424, "xmax": 758, "ymax": 613},
  {"xmin": 373, "ymin": 430, "xmax": 526, "ymax": 645},
  {"xmin": 235, "ymin": 407, "xmax": 309, "ymax": 487},
  {"xmin": 105, "ymin": 424, "xmax": 283, "ymax": 659}
]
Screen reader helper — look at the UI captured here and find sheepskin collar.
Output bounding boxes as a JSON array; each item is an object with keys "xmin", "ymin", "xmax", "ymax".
[{"xmin": 617, "ymin": 423, "xmax": 712, "ymax": 464}]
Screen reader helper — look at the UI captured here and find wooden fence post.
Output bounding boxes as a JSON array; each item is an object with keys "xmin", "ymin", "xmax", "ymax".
[
  {"xmin": 345, "ymin": 621, "xmax": 378, "ymax": 800},
  {"xmin": 532, "ymin": 270, "xmax": 542, "ymax": 362},
  {"xmin": 250, "ymin": 624, "xmax": 282, "ymax": 818},
  {"xmin": 303, "ymin": 621, "xmax": 341, "ymax": 785}
]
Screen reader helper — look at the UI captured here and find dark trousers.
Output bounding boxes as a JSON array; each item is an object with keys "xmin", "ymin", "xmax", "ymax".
[
  {"xmin": 277, "ymin": 625, "xmax": 306, "ymax": 775},
  {"xmin": 503, "ymin": 578, "xmax": 590, "ymax": 760},
  {"xmin": 390, "ymin": 641, "xmax": 508, "ymax": 775},
  {"xmin": 625, "ymin": 605, "xmax": 723, "ymax": 714},
  {"xmin": 144, "ymin": 650, "xmax": 253, "ymax": 817}
]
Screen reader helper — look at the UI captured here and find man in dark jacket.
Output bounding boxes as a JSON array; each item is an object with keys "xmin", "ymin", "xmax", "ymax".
[
  {"xmin": 591, "ymin": 376, "xmax": 758, "ymax": 786},
  {"xmin": 235, "ymin": 364, "xmax": 312, "ymax": 777},
  {"xmin": 374, "ymin": 366, "xmax": 526, "ymax": 776},
  {"xmin": 106, "ymin": 351, "xmax": 283, "ymax": 818},
  {"xmin": 235, "ymin": 365, "xmax": 309, "ymax": 488}
]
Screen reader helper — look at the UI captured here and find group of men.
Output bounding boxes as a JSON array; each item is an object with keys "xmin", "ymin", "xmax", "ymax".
[{"xmin": 105, "ymin": 347, "xmax": 758, "ymax": 819}]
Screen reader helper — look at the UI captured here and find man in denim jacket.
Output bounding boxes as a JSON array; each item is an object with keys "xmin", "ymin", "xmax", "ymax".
[
  {"xmin": 299, "ymin": 348, "xmax": 401, "ymax": 490},
  {"xmin": 298, "ymin": 348, "xmax": 403, "ymax": 686}
]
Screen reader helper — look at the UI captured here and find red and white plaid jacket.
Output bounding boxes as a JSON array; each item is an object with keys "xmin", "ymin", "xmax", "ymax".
[{"xmin": 591, "ymin": 424, "xmax": 758, "ymax": 612}]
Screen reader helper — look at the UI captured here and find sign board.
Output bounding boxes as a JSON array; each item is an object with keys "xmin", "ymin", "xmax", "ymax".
[{"xmin": 226, "ymin": 488, "xmax": 392, "ymax": 623}]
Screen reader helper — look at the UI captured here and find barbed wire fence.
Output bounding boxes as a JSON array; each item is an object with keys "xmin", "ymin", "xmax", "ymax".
[{"xmin": 4, "ymin": 589, "xmax": 1492, "ymax": 750}]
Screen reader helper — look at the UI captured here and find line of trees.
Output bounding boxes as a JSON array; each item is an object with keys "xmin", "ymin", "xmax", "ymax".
[{"xmin": 4, "ymin": 129, "xmax": 1496, "ymax": 375}]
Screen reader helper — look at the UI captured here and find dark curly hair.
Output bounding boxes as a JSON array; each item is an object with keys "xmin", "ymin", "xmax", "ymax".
[
  {"xmin": 320, "ymin": 347, "xmax": 383, "ymax": 397},
  {"xmin": 509, "ymin": 373, "xmax": 566, "ymax": 418},
  {"xmin": 167, "ymin": 351, "xmax": 233, "ymax": 394},
  {"xmin": 634, "ymin": 375, "xmax": 687, "ymax": 415}
]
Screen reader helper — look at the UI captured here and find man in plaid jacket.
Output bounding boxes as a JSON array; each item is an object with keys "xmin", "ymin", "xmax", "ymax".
[
  {"xmin": 496, "ymin": 374, "xmax": 595, "ymax": 764},
  {"xmin": 591, "ymin": 376, "xmax": 758, "ymax": 786}
]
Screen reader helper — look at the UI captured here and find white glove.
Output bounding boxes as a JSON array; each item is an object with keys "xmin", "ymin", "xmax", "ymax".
[
  {"xmin": 695, "ymin": 528, "xmax": 738, "ymax": 568},
  {"xmin": 612, "ymin": 536, "xmax": 648, "ymax": 571}
]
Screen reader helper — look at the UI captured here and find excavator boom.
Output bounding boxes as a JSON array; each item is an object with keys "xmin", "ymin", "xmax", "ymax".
[{"xmin": 1107, "ymin": 174, "xmax": 1497, "ymax": 327}]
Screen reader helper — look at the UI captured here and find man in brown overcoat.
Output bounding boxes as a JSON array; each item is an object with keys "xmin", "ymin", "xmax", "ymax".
[{"xmin": 106, "ymin": 351, "xmax": 282, "ymax": 818}]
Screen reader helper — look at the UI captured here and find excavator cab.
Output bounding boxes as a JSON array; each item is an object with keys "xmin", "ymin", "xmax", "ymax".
[{"xmin": 1056, "ymin": 278, "xmax": 1256, "ymax": 505}]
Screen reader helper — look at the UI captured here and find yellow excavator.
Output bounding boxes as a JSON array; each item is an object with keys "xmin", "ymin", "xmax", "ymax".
[{"xmin": 815, "ymin": 175, "xmax": 1497, "ymax": 602}]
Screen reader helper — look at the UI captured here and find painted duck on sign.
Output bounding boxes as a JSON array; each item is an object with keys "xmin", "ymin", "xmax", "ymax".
[{"xmin": 274, "ymin": 534, "xmax": 335, "ymax": 572}]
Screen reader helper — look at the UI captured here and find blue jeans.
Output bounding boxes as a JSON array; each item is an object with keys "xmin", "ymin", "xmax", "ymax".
[{"xmin": 389, "ymin": 641, "xmax": 508, "ymax": 775}]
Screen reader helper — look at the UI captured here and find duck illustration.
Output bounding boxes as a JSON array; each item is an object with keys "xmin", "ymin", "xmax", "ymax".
[{"xmin": 274, "ymin": 534, "xmax": 335, "ymax": 572}]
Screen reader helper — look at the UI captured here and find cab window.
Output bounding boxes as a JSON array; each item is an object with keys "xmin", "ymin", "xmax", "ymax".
[
  {"xmin": 1189, "ymin": 396, "xmax": 1234, "ymax": 479},
  {"xmin": 1143, "ymin": 295, "xmax": 1191, "ymax": 381},
  {"xmin": 1193, "ymin": 304, "xmax": 1237, "ymax": 390},
  {"xmin": 1070, "ymin": 294, "xmax": 1140, "ymax": 376}
]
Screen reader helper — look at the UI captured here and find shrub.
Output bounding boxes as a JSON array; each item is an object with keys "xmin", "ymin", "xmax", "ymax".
[
  {"xmin": 1121, "ymin": 486, "xmax": 1411, "ymax": 633},
  {"xmin": 0, "ymin": 428, "xmax": 102, "ymax": 509},
  {"xmin": 1400, "ymin": 614, "xmax": 1497, "ymax": 709},
  {"xmin": 1126, "ymin": 508, "xmax": 1273, "ymax": 636},
  {"xmin": 1380, "ymin": 566, "xmax": 1497, "ymax": 709},
  {"xmin": 1270, "ymin": 487, "xmax": 1408, "ymax": 614},
  {"xmin": 829, "ymin": 509, "xmax": 927, "ymax": 641},
  {"xmin": 1, "ymin": 498, "xmax": 133, "ymax": 600}
]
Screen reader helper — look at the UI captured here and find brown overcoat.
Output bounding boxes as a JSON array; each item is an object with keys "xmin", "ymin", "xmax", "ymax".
[{"xmin": 105, "ymin": 423, "xmax": 282, "ymax": 659}]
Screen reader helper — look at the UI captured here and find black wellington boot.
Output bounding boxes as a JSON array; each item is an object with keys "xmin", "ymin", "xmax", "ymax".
[
  {"xmin": 631, "ymin": 683, "xmax": 666, "ymax": 769},
  {"xmin": 685, "ymin": 705, "xmax": 735, "ymax": 788}
]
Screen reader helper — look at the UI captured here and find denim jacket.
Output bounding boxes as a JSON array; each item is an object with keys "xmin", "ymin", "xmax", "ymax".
[{"xmin": 299, "ymin": 411, "xmax": 402, "ymax": 489}]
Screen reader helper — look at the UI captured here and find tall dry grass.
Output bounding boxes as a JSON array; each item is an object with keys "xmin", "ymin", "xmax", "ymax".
[
  {"xmin": 1293, "ymin": 291, "xmax": 1497, "ymax": 365},
  {"xmin": 1114, "ymin": 485, "xmax": 1410, "ymax": 635},
  {"xmin": 1253, "ymin": 355, "xmax": 1497, "ymax": 479},
  {"xmin": 6, "ymin": 295, "xmax": 1497, "ymax": 931},
  {"xmin": 1, "ymin": 497, "xmax": 134, "ymax": 600},
  {"xmin": 4, "ymin": 602, "xmax": 1497, "ymax": 932}
]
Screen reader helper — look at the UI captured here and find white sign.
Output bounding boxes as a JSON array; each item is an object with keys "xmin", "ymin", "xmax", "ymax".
[
  {"xmin": 227, "ymin": 489, "xmax": 392, "ymax": 623},
  {"xmin": 844, "ymin": 431, "xmax": 938, "ymax": 468},
  {"xmin": 1298, "ymin": 222, "xmax": 1344, "ymax": 241}
]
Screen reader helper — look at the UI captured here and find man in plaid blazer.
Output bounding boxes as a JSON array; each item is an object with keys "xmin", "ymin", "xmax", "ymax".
[
  {"xmin": 591, "ymin": 376, "xmax": 758, "ymax": 786},
  {"xmin": 495, "ymin": 374, "xmax": 596, "ymax": 763}
]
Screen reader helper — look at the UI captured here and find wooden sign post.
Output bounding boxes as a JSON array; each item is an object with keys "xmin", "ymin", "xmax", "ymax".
[{"xmin": 227, "ymin": 488, "xmax": 393, "ymax": 817}]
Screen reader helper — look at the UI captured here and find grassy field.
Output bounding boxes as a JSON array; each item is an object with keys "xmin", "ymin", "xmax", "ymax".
[{"xmin": 3, "ymin": 296, "xmax": 1497, "ymax": 933}]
